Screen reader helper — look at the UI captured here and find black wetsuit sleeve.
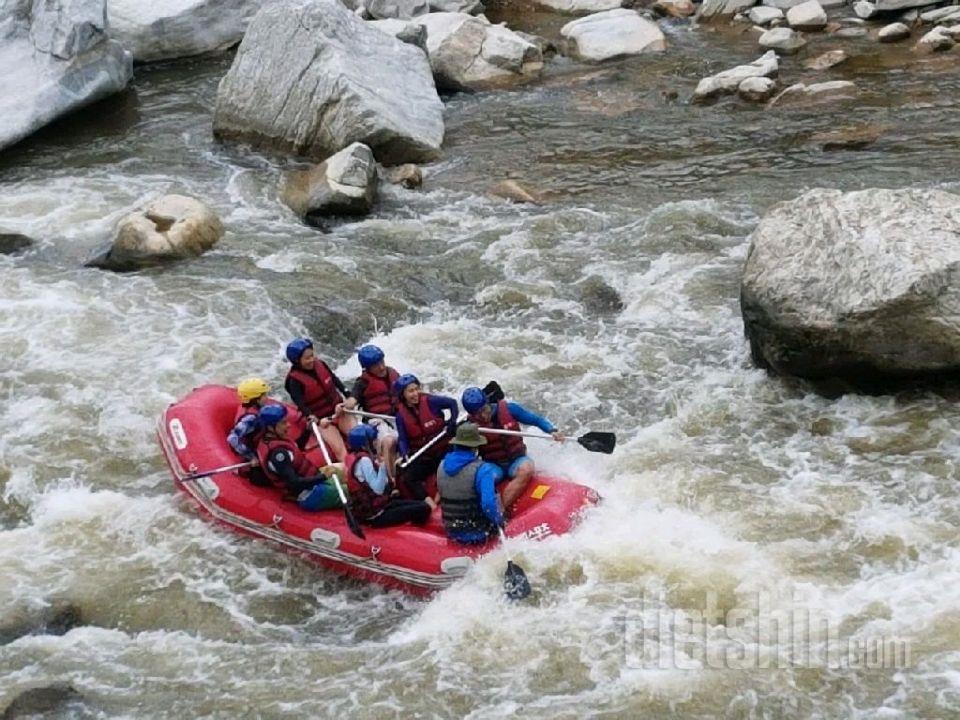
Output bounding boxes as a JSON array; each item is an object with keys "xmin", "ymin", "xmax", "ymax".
[
  {"xmin": 268, "ymin": 448, "xmax": 326, "ymax": 494},
  {"xmin": 285, "ymin": 376, "xmax": 312, "ymax": 418},
  {"xmin": 351, "ymin": 376, "xmax": 368, "ymax": 407}
]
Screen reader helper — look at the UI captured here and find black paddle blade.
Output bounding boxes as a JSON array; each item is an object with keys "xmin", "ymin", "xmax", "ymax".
[
  {"xmin": 483, "ymin": 381, "xmax": 505, "ymax": 404},
  {"xmin": 504, "ymin": 560, "xmax": 531, "ymax": 600},
  {"xmin": 344, "ymin": 506, "xmax": 366, "ymax": 540},
  {"xmin": 577, "ymin": 431, "xmax": 616, "ymax": 454}
]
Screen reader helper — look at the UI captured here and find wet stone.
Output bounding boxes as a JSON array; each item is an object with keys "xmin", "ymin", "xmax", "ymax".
[
  {"xmin": 579, "ymin": 275, "xmax": 624, "ymax": 314},
  {"xmin": 0, "ymin": 233, "xmax": 33, "ymax": 255}
]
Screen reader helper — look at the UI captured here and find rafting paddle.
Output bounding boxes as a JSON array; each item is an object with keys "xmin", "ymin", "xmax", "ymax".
[
  {"xmin": 310, "ymin": 422, "xmax": 366, "ymax": 540},
  {"xmin": 345, "ymin": 409, "xmax": 395, "ymax": 423},
  {"xmin": 498, "ymin": 526, "xmax": 531, "ymax": 601},
  {"xmin": 181, "ymin": 460, "xmax": 256, "ymax": 481},
  {"xmin": 478, "ymin": 427, "xmax": 616, "ymax": 454}
]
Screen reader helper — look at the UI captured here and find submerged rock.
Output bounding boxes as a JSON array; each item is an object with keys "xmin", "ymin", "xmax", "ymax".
[
  {"xmin": 809, "ymin": 124, "xmax": 883, "ymax": 150},
  {"xmin": 0, "ymin": 233, "xmax": 34, "ymax": 255},
  {"xmin": 414, "ymin": 13, "xmax": 543, "ymax": 90},
  {"xmin": 693, "ymin": 51, "xmax": 779, "ymax": 102},
  {"xmin": 560, "ymin": 9, "xmax": 666, "ymax": 62},
  {"xmin": 281, "ymin": 143, "xmax": 379, "ymax": 225},
  {"xmin": 804, "ymin": 49, "xmax": 847, "ymax": 70},
  {"xmin": 741, "ymin": 188, "xmax": 960, "ymax": 381},
  {"xmin": 0, "ymin": 683, "xmax": 83, "ymax": 718},
  {"xmin": 108, "ymin": 0, "xmax": 263, "ymax": 62},
  {"xmin": 213, "ymin": 0, "xmax": 444, "ymax": 165},
  {"xmin": 0, "ymin": 0, "xmax": 132, "ymax": 153},
  {"xmin": 579, "ymin": 275, "xmax": 624, "ymax": 314},
  {"xmin": 88, "ymin": 195, "xmax": 223, "ymax": 271},
  {"xmin": 386, "ymin": 163, "xmax": 423, "ymax": 188},
  {"xmin": 769, "ymin": 80, "xmax": 858, "ymax": 106},
  {"xmin": 490, "ymin": 180, "xmax": 540, "ymax": 204}
]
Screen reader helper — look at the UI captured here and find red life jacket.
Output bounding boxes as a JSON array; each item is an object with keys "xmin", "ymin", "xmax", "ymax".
[
  {"xmin": 470, "ymin": 400, "xmax": 527, "ymax": 465},
  {"xmin": 344, "ymin": 450, "xmax": 390, "ymax": 520},
  {"xmin": 287, "ymin": 361, "xmax": 340, "ymax": 418},
  {"xmin": 256, "ymin": 434, "xmax": 317, "ymax": 490},
  {"xmin": 397, "ymin": 394, "xmax": 448, "ymax": 457},
  {"xmin": 359, "ymin": 367, "xmax": 400, "ymax": 415}
]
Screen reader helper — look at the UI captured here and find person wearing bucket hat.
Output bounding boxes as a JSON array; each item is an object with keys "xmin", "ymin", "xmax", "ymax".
[{"xmin": 436, "ymin": 423, "xmax": 507, "ymax": 544}]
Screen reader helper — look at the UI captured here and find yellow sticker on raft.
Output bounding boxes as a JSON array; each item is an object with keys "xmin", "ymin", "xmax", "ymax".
[{"xmin": 530, "ymin": 484, "xmax": 551, "ymax": 500}]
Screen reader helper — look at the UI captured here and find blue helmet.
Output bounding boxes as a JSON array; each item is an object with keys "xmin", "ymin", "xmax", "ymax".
[
  {"xmin": 358, "ymin": 344, "xmax": 385, "ymax": 370},
  {"xmin": 461, "ymin": 386, "xmax": 488, "ymax": 414},
  {"xmin": 285, "ymin": 338, "xmax": 313, "ymax": 364},
  {"xmin": 259, "ymin": 404, "xmax": 288, "ymax": 427},
  {"xmin": 392, "ymin": 373, "xmax": 420, "ymax": 396},
  {"xmin": 347, "ymin": 424, "xmax": 378, "ymax": 451}
]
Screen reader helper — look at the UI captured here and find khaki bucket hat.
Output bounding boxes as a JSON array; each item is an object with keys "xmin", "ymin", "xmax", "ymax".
[{"xmin": 451, "ymin": 422, "xmax": 488, "ymax": 447}]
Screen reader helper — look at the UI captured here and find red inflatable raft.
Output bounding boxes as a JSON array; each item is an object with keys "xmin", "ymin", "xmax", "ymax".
[{"xmin": 158, "ymin": 385, "xmax": 598, "ymax": 596}]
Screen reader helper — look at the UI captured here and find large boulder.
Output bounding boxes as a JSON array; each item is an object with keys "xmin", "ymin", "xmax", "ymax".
[
  {"xmin": 108, "ymin": 0, "xmax": 265, "ymax": 62},
  {"xmin": 560, "ymin": 9, "xmax": 666, "ymax": 62},
  {"xmin": 0, "ymin": 0, "xmax": 132, "ymax": 152},
  {"xmin": 213, "ymin": 0, "xmax": 444, "ymax": 165},
  {"xmin": 88, "ymin": 195, "xmax": 223, "ymax": 271},
  {"xmin": 741, "ymin": 188, "xmax": 960, "ymax": 380},
  {"xmin": 693, "ymin": 51, "xmax": 778, "ymax": 102},
  {"xmin": 531, "ymin": 0, "xmax": 625, "ymax": 14},
  {"xmin": 415, "ymin": 13, "xmax": 543, "ymax": 90},
  {"xmin": 281, "ymin": 142, "xmax": 379, "ymax": 225}
]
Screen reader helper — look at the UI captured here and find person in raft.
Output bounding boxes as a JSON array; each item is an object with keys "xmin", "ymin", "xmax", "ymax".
[
  {"xmin": 284, "ymin": 337, "xmax": 357, "ymax": 462},
  {"xmin": 227, "ymin": 377, "xmax": 274, "ymax": 486},
  {"xmin": 344, "ymin": 424, "xmax": 432, "ymax": 528},
  {"xmin": 350, "ymin": 344, "xmax": 400, "ymax": 480},
  {"xmin": 394, "ymin": 373, "xmax": 458, "ymax": 507},
  {"xmin": 436, "ymin": 423, "xmax": 506, "ymax": 544},
  {"xmin": 461, "ymin": 386, "xmax": 565, "ymax": 514},
  {"xmin": 255, "ymin": 405, "xmax": 342, "ymax": 511}
]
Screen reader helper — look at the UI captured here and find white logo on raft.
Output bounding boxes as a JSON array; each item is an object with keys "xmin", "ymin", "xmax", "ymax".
[
  {"xmin": 169, "ymin": 419, "xmax": 188, "ymax": 450},
  {"xmin": 523, "ymin": 523, "xmax": 553, "ymax": 541}
]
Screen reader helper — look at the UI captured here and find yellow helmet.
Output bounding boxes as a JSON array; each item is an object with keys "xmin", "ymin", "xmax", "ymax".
[{"xmin": 237, "ymin": 377, "xmax": 270, "ymax": 404}]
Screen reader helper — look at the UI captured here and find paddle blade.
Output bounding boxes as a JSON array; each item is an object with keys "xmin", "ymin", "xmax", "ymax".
[
  {"xmin": 577, "ymin": 431, "xmax": 616, "ymax": 454},
  {"xmin": 483, "ymin": 381, "xmax": 505, "ymax": 404},
  {"xmin": 504, "ymin": 560, "xmax": 531, "ymax": 600},
  {"xmin": 343, "ymin": 506, "xmax": 366, "ymax": 540}
]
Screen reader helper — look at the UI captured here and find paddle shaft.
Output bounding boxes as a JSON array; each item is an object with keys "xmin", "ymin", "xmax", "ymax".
[
  {"xmin": 398, "ymin": 427, "xmax": 447, "ymax": 469},
  {"xmin": 478, "ymin": 427, "xmax": 562, "ymax": 442},
  {"xmin": 345, "ymin": 409, "xmax": 394, "ymax": 422},
  {"xmin": 182, "ymin": 460, "xmax": 255, "ymax": 481},
  {"xmin": 310, "ymin": 422, "xmax": 349, "ymax": 507}
]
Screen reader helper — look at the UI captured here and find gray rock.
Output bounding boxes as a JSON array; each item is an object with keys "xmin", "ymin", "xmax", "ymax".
[
  {"xmin": 748, "ymin": 6, "xmax": 785, "ymax": 23},
  {"xmin": 853, "ymin": 0, "xmax": 876, "ymax": 18},
  {"xmin": 786, "ymin": 0, "xmax": 827, "ymax": 29},
  {"xmin": 920, "ymin": 6, "xmax": 960, "ymax": 22},
  {"xmin": 693, "ymin": 50, "xmax": 779, "ymax": 102},
  {"xmin": 900, "ymin": 8, "xmax": 919, "ymax": 21},
  {"xmin": 761, "ymin": 0, "xmax": 808, "ymax": 10},
  {"xmin": 769, "ymin": 79, "xmax": 858, "ymax": 105},
  {"xmin": 874, "ymin": 0, "xmax": 940, "ymax": 11},
  {"xmin": 803, "ymin": 48, "xmax": 848, "ymax": 68},
  {"xmin": 0, "ymin": 233, "xmax": 34, "ymax": 255},
  {"xmin": 0, "ymin": 0, "xmax": 132, "ymax": 153},
  {"xmin": 213, "ymin": 0, "xmax": 444, "ymax": 165},
  {"xmin": 653, "ymin": 0, "xmax": 697, "ymax": 16},
  {"xmin": 108, "ymin": 0, "xmax": 264, "ymax": 62},
  {"xmin": 386, "ymin": 163, "xmax": 423, "ymax": 188},
  {"xmin": 560, "ymin": 9, "xmax": 666, "ymax": 61},
  {"xmin": 369, "ymin": 18, "xmax": 428, "ymax": 50},
  {"xmin": 429, "ymin": 0, "xmax": 484, "ymax": 12},
  {"xmin": 1, "ymin": 684, "xmax": 83, "ymax": 717},
  {"xmin": 818, "ymin": 0, "xmax": 847, "ymax": 7},
  {"xmin": 415, "ymin": 13, "xmax": 542, "ymax": 90},
  {"xmin": 699, "ymin": 0, "xmax": 758, "ymax": 19},
  {"xmin": 579, "ymin": 275, "xmax": 624, "ymax": 314},
  {"xmin": 915, "ymin": 25, "xmax": 956, "ymax": 50},
  {"xmin": 281, "ymin": 143, "xmax": 379, "ymax": 225},
  {"xmin": 738, "ymin": 75, "xmax": 777, "ymax": 100},
  {"xmin": 88, "ymin": 195, "xmax": 223, "ymax": 271},
  {"xmin": 835, "ymin": 25, "xmax": 868, "ymax": 35},
  {"xmin": 366, "ymin": 0, "xmax": 429, "ymax": 19},
  {"xmin": 878, "ymin": 21, "xmax": 911, "ymax": 41},
  {"xmin": 531, "ymin": 0, "xmax": 625, "ymax": 13},
  {"xmin": 759, "ymin": 26, "xmax": 808, "ymax": 52},
  {"xmin": 741, "ymin": 188, "xmax": 960, "ymax": 381}
]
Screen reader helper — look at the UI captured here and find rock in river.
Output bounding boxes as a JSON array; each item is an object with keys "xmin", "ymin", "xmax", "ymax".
[
  {"xmin": 693, "ymin": 51, "xmax": 779, "ymax": 102},
  {"xmin": 281, "ymin": 143, "xmax": 379, "ymax": 225},
  {"xmin": 213, "ymin": 0, "xmax": 444, "ymax": 165},
  {"xmin": 0, "ymin": 0, "xmax": 132, "ymax": 153},
  {"xmin": 87, "ymin": 195, "xmax": 224, "ymax": 271},
  {"xmin": 415, "ymin": 13, "xmax": 543, "ymax": 90},
  {"xmin": 741, "ymin": 188, "xmax": 960, "ymax": 380},
  {"xmin": 108, "ymin": 0, "xmax": 264, "ymax": 62},
  {"xmin": 759, "ymin": 27, "xmax": 807, "ymax": 54},
  {"xmin": 560, "ymin": 9, "xmax": 666, "ymax": 62}
]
